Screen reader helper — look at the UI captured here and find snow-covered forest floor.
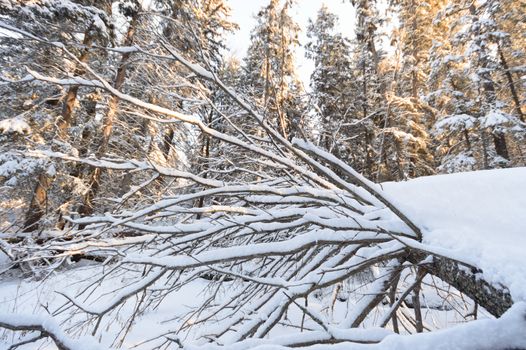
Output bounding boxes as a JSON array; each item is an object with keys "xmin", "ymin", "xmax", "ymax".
[{"xmin": 1, "ymin": 168, "xmax": 525, "ymax": 350}]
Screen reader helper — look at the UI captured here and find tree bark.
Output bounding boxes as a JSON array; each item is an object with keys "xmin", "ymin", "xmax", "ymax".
[
  {"xmin": 493, "ymin": 132, "xmax": 509, "ymax": 161},
  {"xmin": 78, "ymin": 15, "xmax": 137, "ymax": 220},
  {"xmin": 410, "ymin": 252, "xmax": 513, "ymax": 318},
  {"xmin": 23, "ymin": 172, "xmax": 53, "ymax": 232},
  {"xmin": 57, "ymin": 32, "xmax": 94, "ymax": 139},
  {"xmin": 23, "ymin": 28, "xmax": 94, "ymax": 232},
  {"xmin": 497, "ymin": 44, "xmax": 524, "ymax": 123},
  {"xmin": 469, "ymin": 4, "xmax": 509, "ymax": 161}
]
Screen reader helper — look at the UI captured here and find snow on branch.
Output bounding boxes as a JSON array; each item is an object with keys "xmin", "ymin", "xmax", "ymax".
[{"xmin": 0, "ymin": 314, "xmax": 105, "ymax": 350}]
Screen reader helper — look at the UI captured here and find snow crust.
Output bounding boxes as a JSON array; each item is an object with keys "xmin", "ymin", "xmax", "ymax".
[{"xmin": 382, "ymin": 167, "xmax": 526, "ymax": 301}]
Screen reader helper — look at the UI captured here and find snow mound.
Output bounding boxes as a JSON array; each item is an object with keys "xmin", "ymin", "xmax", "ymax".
[{"xmin": 382, "ymin": 167, "xmax": 526, "ymax": 301}]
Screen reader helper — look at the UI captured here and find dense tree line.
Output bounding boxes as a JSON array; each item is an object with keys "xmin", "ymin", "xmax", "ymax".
[
  {"xmin": 0, "ymin": 0, "xmax": 237, "ymax": 233},
  {"xmin": 306, "ymin": 0, "xmax": 525, "ymax": 180}
]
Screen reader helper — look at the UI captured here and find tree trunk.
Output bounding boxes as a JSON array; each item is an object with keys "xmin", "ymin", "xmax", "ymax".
[
  {"xmin": 410, "ymin": 252, "xmax": 513, "ymax": 318},
  {"xmin": 23, "ymin": 28, "xmax": 94, "ymax": 232},
  {"xmin": 493, "ymin": 132, "xmax": 509, "ymax": 161},
  {"xmin": 196, "ymin": 109, "xmax": 213, "ymax": 219},
  {"xmin": 57, "ymin": 32, "xmax": 94, "ymax": 139},
  {"xmin": 23, "ymin": 172, "xmax": 53, "ymax": 232},
  {"xmin": 412, "ymin": 269, "xmax": 424, "ymax": 333},
  {"xmin": 410, "ymin": 0, "xmax": 418, "ymax": 99},
  {"xmin": 469, "ymin": 4, "xmax": 509, "ymax": 162},
  {"xmin": 497, "ymin": 44, "xmax": 524, "ymax": 123},
  {"xmin": 78, "ymin": 15, "xmax": 138, "ymax": 220}
]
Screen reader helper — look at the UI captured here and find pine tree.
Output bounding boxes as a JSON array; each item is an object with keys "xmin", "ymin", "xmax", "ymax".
[
  {"xmin": 347, "ymin": 0, "xmax": 387, "ymax": 179},
  {"xmin": 377, "ymin": 0, "xmax": 441, "ymax": 180},
  {"xmin": 0, "ymin": 0, "xmax": 238, "ymax": 232},
  {"xmin": 75, "ymin": 0, "xmax": 238, "ymax": 219},
  {"xmin": 306, "ymin": 5, "xmax": 359, "ymax": 166},
  {"xmin": 430, "ymin": 0, "xmax": 525, "ymax": 172},
  {"xmin": 243, "ymin": 0, "xmax": 305, "ymax": 140},
  {"xmin": 0, "ymin": 0, "xmax": 113, "ymax": 231}
]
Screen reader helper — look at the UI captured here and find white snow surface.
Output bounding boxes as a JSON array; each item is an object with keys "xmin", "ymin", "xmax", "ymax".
[
  {"xmin": 0, "ymin": 116, "xmax": 30, "ymax": 134},
  {"xmin": 241, "ymin": 302, "xmax": 526, "ymax": 350},
  {"xmin": 1, "ymin": 168, "xmax": 526, "ymax": 349},
  {"xmin": 381, "ymin": 167, "xmax": 526, "ymax": 301}
]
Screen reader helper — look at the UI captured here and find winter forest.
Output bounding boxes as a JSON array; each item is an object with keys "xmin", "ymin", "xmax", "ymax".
[{"xmin": 0, "ymin": 0, "xmax": 525, "ymax": 349}]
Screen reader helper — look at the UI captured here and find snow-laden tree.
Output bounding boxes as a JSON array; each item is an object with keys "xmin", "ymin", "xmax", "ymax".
[
  {"xmin": 243, "ymin": 0, "xmax": 306, "ymax": 141},
  {"xmin": 0, "ymin": 0, "xmax": 237, "ymax": 234},
  {"xmin": 345, "ymin": 0, "xmax": 390, "ymax": 180},
  {"xmin": 375, "ymin": 0, "xmax": 441, "ymax": 180},
  {"xmin": 0, "ymin": 0, "xmax": 113, "ymax": 232},
  {"xmin": 306, "ymin": 5, "xmax": 362, "ymax": 171},
  {"xmin": 430, "ymin": 0, "xmax": 526, "ymax": 172}
]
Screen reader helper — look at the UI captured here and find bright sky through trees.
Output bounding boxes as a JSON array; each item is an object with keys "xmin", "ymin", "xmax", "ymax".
[{"xmin": 226, "ymin": 0, "xmax": 356, "ymax": 86}]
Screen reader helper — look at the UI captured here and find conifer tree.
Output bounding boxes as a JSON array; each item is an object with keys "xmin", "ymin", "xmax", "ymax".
[
  {"xmin": 0, "ymin": 0, "xmax": 113, "ymax": 231},
  {"xmin": 430, "ymin": 0, "xmax": 525, "ymax": 172},
  {"xmin": 243, "ymin": 0, "xmax": 305, "ymax": 140},
  {"xmin": 306, "ymin": 5, "xmax": 359, "ymax": 167},
  {"xmin": 377, "ymin": 0, "xmax": 441, "ymax": 179},
  {"xmin": 0, "ymin": 0, "xmax": 237, "ymax": 232},
  {"xmin": 347, "ymin": 0, "xmax": 387, "ymax": 179}
]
